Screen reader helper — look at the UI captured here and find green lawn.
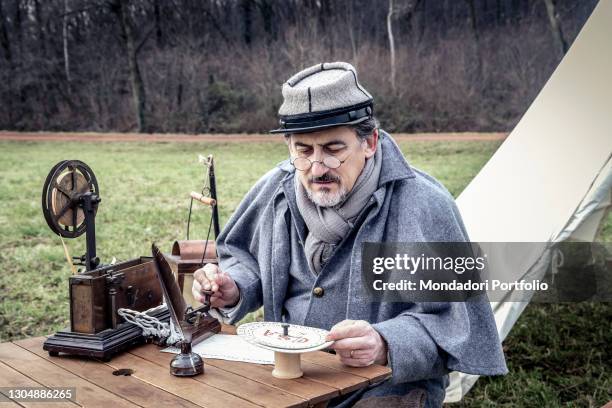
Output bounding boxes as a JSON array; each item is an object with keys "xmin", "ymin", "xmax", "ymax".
[{"xmin": 0, "ymin": 138, "xmax": 609, "ymax": 406}]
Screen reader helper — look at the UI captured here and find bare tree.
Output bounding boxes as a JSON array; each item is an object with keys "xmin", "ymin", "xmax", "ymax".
[
  {"xmin": 0, "ymin": 0, "xmax": 13, "ymax": 123},
  {"xmin": 62, "ymin": 0, "xmax": 71, "ymax": 83},
  {"xmin": 465, "ymin": 0, "xmax": 479, "ymax": 41},
  {"xmin": 542, "ymin": 0, "xmax": 568, "ymax": 58},
  {"xmin": 387, "ymin": 0, "xmax": 396, "ymax": 93},
  {"xmin": 346, "ymin": 0, "xmax": 359, "ymax": 64},
  {"xmin": 257, "ymin": 0, "xmax": 276, "ymax": 44},
  {"xmin": 153, "ymin": 0, "xmax": 163, "ymax": 47},
  {"xmin": 240, "ymin": 0, "xmax": 253, "ymax": 47},
  {"xmin": 0, "ymin": 1, "xmax": 11, "ymax": 64},
  {"xmin": 465, "ymin": 0, "xmax": 483, "ymax": 78},
  {"xmin": 111, "ymin": 0, "xmax": 149, "ymax": 132}
]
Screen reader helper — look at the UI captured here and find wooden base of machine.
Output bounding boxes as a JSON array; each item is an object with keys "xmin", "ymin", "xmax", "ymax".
[
  {"xmin": 272, "ymin": 352, "xmax": 303, "ymax": 379},
  {"xmin": 43, "ymin": 308, "xmax": 169, "ymax": 361}
]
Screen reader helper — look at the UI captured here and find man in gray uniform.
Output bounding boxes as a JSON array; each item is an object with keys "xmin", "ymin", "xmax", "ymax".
[{"xmin": 192, "ymin": 62, "xmax": 507, "ymax": 407}]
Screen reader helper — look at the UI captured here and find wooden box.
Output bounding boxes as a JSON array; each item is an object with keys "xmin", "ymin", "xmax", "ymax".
[{"xmin": 69, "ymin": 257, "xmax": 163, "ymax": 334}]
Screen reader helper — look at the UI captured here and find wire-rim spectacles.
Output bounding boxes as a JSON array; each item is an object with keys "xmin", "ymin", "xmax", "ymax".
[{"xmin": 290, "ymin": 154, "xmax": 351, "ymax": 171}]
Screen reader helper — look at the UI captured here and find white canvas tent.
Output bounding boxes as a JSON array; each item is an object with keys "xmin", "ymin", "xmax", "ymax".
[{"xmin": 445, "ymin": 0, "xmax": 612, "ymax": 402}]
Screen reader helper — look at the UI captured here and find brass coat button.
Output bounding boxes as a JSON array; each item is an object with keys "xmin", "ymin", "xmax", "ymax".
[{"xmin": 313, "ymin": 287, "xmax": 325, "ymax": 297}]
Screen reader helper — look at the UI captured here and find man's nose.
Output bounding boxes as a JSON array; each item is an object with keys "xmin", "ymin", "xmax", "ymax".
[{"xmin": 310, "ymin": 160, "xmax": 328, "ymax": 177}]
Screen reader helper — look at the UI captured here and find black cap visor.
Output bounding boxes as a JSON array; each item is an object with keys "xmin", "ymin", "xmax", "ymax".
[{"xmin": 270, "ymin": 103, "xmax": 373, "ymax": 134}]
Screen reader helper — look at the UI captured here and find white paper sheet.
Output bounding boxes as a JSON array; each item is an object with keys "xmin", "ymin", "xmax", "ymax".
[{"xmin": 162, "ymin": 334, "xmax": 274, "ymax": 365}]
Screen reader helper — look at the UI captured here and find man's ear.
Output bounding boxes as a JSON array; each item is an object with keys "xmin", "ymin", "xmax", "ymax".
[{"xmin": 363, "ymin": 128, "xmax": 378, "ymax": 159}]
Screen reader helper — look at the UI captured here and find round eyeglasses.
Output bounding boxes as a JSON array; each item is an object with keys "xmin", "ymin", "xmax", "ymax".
[{"xmin": 290, "ymin": 154, "xmax": 351, "ymax": 171}]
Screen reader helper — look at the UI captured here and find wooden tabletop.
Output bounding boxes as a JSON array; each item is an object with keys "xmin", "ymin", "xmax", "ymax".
[{"xmin": 0, "ymin": 331, "xmax": 391, "ymax": 408}]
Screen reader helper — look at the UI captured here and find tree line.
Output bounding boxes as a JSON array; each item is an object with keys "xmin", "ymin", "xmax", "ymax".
[{"xmin": 0, "ymin": 0, "xmax": 598, "ymax": 134}]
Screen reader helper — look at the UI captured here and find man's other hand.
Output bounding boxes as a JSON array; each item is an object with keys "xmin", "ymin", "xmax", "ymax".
[
  {"xmin": 326, "ymin": 320, "xmax": 388, "ymax": 367},
  {"xmin": 192, "ymin": 264, "xmax": 240, "ymax": 308}
]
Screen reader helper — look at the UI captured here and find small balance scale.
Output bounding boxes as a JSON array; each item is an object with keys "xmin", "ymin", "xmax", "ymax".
[{"xmin": 238, "ymin": 322, "xmax": 334, "ymax": 379}]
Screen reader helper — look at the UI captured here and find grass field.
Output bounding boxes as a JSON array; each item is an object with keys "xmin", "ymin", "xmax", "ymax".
[{"xmin": 0, "ymin": 138, "xmax": 610, "ymax": 406}]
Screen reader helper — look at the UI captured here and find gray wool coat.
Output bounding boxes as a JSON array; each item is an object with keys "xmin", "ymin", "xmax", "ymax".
[{"xmin": 216, "ymin": 131, "xmax": 508, "ymax": 407}]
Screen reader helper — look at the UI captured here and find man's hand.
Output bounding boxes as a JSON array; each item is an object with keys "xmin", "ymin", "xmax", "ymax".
[
  {"xmin": 192, "ymin": 263, "xmax": 240, "ymax": 308},
  {"xmin": 326, "ymin": 320, "xmax": 388, "ymax": 367}
]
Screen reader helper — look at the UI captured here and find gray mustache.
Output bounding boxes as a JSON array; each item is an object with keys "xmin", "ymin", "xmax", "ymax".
[{"xmin": 309, "ymin": 174, "xmax": 340, "ymax": 183}]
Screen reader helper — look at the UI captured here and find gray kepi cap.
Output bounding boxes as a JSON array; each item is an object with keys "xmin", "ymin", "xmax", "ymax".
[{"xmin": 270, "ymin": 62, "xmax": 373, "ymax": 134}]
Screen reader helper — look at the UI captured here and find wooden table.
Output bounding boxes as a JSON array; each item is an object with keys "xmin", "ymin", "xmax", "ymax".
[{"xmin": 0, "ymin": 329, "xmax": 391, "ymax": 407}]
